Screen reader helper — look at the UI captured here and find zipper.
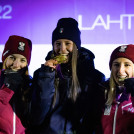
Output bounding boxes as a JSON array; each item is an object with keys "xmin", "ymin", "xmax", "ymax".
[
  {"xmin": 113, "ymin": 103, "xmax": 119, "ymax": 134},
  {"xmin": 13, "ymin": 103, "xmax": 16, "ymax": 134}
]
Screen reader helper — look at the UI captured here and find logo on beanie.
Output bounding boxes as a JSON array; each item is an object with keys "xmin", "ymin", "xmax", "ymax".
[
  {"xmin": 59, "ymin": 28, "xmax": 64, "ymax": 33},
  {"xmin": 18, "ymin": 42, "xmax": 25, "ymax": 51},
  {"xmin": 119, "ymin": 46, "xmax": 127, "ymax": 52}
]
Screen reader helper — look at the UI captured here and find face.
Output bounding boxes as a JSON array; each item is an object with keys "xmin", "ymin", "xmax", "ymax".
[
  {"xmin": 112, "ymin": 58, "xmax": 134, "ymax": 86},
  {"xmin": 5, "ymin": 54, "xmax": 27, "ymax": 71},
  {"xmin": 54, "ymin": 39, "xmax": 74, "ymax": 54},
  {"xmin": 53, "ymin": 39, "xmax": 74, "ymax": 63}
]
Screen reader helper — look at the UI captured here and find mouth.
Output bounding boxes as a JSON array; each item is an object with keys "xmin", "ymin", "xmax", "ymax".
[
  {"xmin": 4, "ymin": 69, "xmax": 18, "ymax": 74},
  {"xmin": 11, "ymin": 69, "xmax": 18, "ymax": 72},
  {"xmin": 117, "ymin": 76, "xmax": 128, "ymax": 82}
]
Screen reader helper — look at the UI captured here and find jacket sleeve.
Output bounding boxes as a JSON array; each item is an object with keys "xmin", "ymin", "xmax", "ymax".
[
  {"xmin": 0, "ymin": 85, "xmax": 14, "ymax": 105},
  {"xmin": 30, "ymin": 65, "xmax": 55, "ymax": 125}
]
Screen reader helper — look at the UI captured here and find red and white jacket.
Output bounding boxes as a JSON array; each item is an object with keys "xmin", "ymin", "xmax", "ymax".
[
  {"xmin": 101, "ymin": 96, "xmax": 134, "ymax": 134},
  {"xmin": 0, "ymin": 85, "xmax": 25, "ymax": 134}
]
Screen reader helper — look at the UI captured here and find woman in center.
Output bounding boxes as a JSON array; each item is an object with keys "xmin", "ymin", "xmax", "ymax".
[{"xmin": 30, "ymin": 17, "xmax": 105, "ymax": 134}]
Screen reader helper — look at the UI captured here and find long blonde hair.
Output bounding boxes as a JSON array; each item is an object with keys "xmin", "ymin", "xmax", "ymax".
[
  {"xmin": 69, "ymin": 43, "xmax": 81, "ymax": 101},
  {"xmin": 53, "ymin": 43, "xmax": 81, "ymax": 106},
  {"xmin": 106, "ymin": 64, "xmax": 134, "ymax": 106},
  {"xmin": 105, "ymin": 71, "xmax": 116, "ymax": 106}
]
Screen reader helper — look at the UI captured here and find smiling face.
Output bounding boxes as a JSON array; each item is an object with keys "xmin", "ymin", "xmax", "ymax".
[
  {"xmin": 5, "ymin": 54, "xmax": 27, "ymax": 71},
  {"xmin": 112, "ymin": 57, "xmax": 134, "ymax": 86},
  {"xmin": 53, "ymin": 39, "xmax": 74, "ymax": 63}
]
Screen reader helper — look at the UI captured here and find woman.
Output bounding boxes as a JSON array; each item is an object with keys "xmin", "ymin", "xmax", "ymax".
[
  {"xmin": 30, "ymin": 18, "xmax": 105, "ymax": 134},
  {"xmin": 0, "ymin": 35, "xmax": 32, "ymax": 134},
  {"xmin": 97, "ymin": 44, "xmax": 134, "ymax": 134}
]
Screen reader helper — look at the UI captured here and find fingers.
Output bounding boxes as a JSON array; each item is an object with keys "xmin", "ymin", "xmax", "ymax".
[{"xmin": 44, "ymin": 59, "xmax": 58, "ymax": 69}]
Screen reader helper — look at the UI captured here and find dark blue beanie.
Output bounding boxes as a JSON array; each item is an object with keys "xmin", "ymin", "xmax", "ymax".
[{"xmin": 52, "ymin": 18, "xmax": 81, "ymax": 49}]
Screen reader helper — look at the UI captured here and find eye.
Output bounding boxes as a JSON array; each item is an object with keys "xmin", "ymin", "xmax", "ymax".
[
  {"xmin": 124, "ymin": 63, "xmax": 131, "ymax": 67},
  {"xmin": 55, "ymin": 42, "xmax": 61, "ymax": 47},
  {"xmin": 66, "ymin": 42, "xmax": 70, "ymax": 45},
  {"xmin": 113, "ymin": 63, "xmax": 120, "ymax": 67},
  {"xmin": 66, "ymin": 42, "xmax": 72, "ymax": 46},
  {"xmin": 21, "ymin": 58, "xmax": 27, "ymax": 63},
  {"xmin": 9, "ymin": 55, "xmax": 15, "ymax": 61}
]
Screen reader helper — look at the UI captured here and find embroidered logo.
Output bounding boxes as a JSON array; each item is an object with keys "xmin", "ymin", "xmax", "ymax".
[
  {"xmin": 119, "ymin": 46, "xmax": 127, "ymax": 52},
  {"xmin": 3, "ymin": 50, "xmax": 9, "ymax": 56},
  {"xmin": 128, "ymin": 107, "xmax": 134, "ymax": 112},
  {"xmin": 59, "ymin": 28, "xmax": 64, "ymax": 33},
  {"xmin": 104, "ymin": 105, "xmax": 112, "ymax": 115},
  {"xmin": 18, "ymin": 42, "xmax": 25, "ymax": 51}
]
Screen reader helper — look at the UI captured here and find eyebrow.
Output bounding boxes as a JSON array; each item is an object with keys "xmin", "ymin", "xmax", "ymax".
[
  {"xmin": 10, "ymin": 55, "xmax": 26, "ymax": 60},
  {"xmin": 113, "ymin": 61, "xmax": 132, "ymax": 64},
  {"xmin": 21, "ymin": 58, "xmax": 26, "ymax": 60},
  {"xmin": 9, "ymin": 55, "xmax": 14, "ymax": 57}
]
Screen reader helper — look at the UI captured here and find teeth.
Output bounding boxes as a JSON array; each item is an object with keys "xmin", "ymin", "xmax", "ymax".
[
  {"xmin": 118, "ymin": 78, "xmax": 126, "ymax": 82},
  {"xmin": 118, "ymin": 77, "xmax": 127, "ymax": 82}
]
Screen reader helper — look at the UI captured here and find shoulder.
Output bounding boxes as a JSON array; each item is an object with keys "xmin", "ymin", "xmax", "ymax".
[
  {"xmin": 91, "ymin": 69, "xmax": 105, "ymax": 83},
  {"xmin": 33, "ymin": 65, "xmax": 46, "ymax": 77},
  {"xmin": 24, "ymin": 75, "xmax": 33, "ymax": 84},
  {"xmin": 33, "ymin": 64, "xmax": 55, "ymax": 80},
  {"xmin": 77, "ymin": 47, "xmax": 95, "ymax": 72},
  {"xmin": 78, "ymin": 47, "xmax": 95, "ymax": 60},
  {"xmin": 45, "ymin": 50, "xmax": 53, "ymax": 61}
]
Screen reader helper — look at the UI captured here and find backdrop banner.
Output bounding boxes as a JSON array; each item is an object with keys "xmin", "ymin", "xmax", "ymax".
[{"xmin": 0, "ymin": 0, "xmax": 134, "ymax": 44}]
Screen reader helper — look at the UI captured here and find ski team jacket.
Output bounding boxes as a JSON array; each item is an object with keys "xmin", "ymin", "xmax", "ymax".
[
  {"xmin": 99, "ymin": 81, "xmax": 134, "ymax": 134},
  {"xmin": 0, "ymin": 84, "xmax": 25, "ymax": 134},
  {"xmin": 0, "ymin": 70, "xmax": 32, "ymax": 134},
  {"xmin": 30, "ymin": 47, "xmax": 105, "ymax": 134}
]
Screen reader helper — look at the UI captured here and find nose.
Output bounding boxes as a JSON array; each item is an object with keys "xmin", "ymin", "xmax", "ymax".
[
  {"xmin": 118, "ymin": 64, "xmax": 125, "ymax": 74},
  {"xmin": 59, "ymin": 43, "xmax": 67, "ymax": 54},
  {"xmin": 13, "ymin": 59, "xmax": 21, "ymax": 69}
]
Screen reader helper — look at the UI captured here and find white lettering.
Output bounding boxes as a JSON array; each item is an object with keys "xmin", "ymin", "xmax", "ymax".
[
  {"xmin": 92, "ymin": 15, "xmax": 107, "ymax": 29},
  {"xmin": 107, "ymin": 15, "xmax": 122, "ymax": 29},
  {"xmin": 78, "ymin": 14, "xmax": 134, "ymax": 30}
]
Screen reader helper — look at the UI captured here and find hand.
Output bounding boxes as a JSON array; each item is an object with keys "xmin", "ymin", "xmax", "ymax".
[
  {"xmin": 18, "ymin": 66, "xmax": 28, "ymax": 76},
  {"xmin": 124, "ymin": 78, "xmax": 134, "ymax": 97},
  {"xmin": 45, "ymin": 59, "xmax": 58, "ymax": 70},
  {"xmin": 4, "ymin": 70, "xmax": 24, "ymax": 92}
]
